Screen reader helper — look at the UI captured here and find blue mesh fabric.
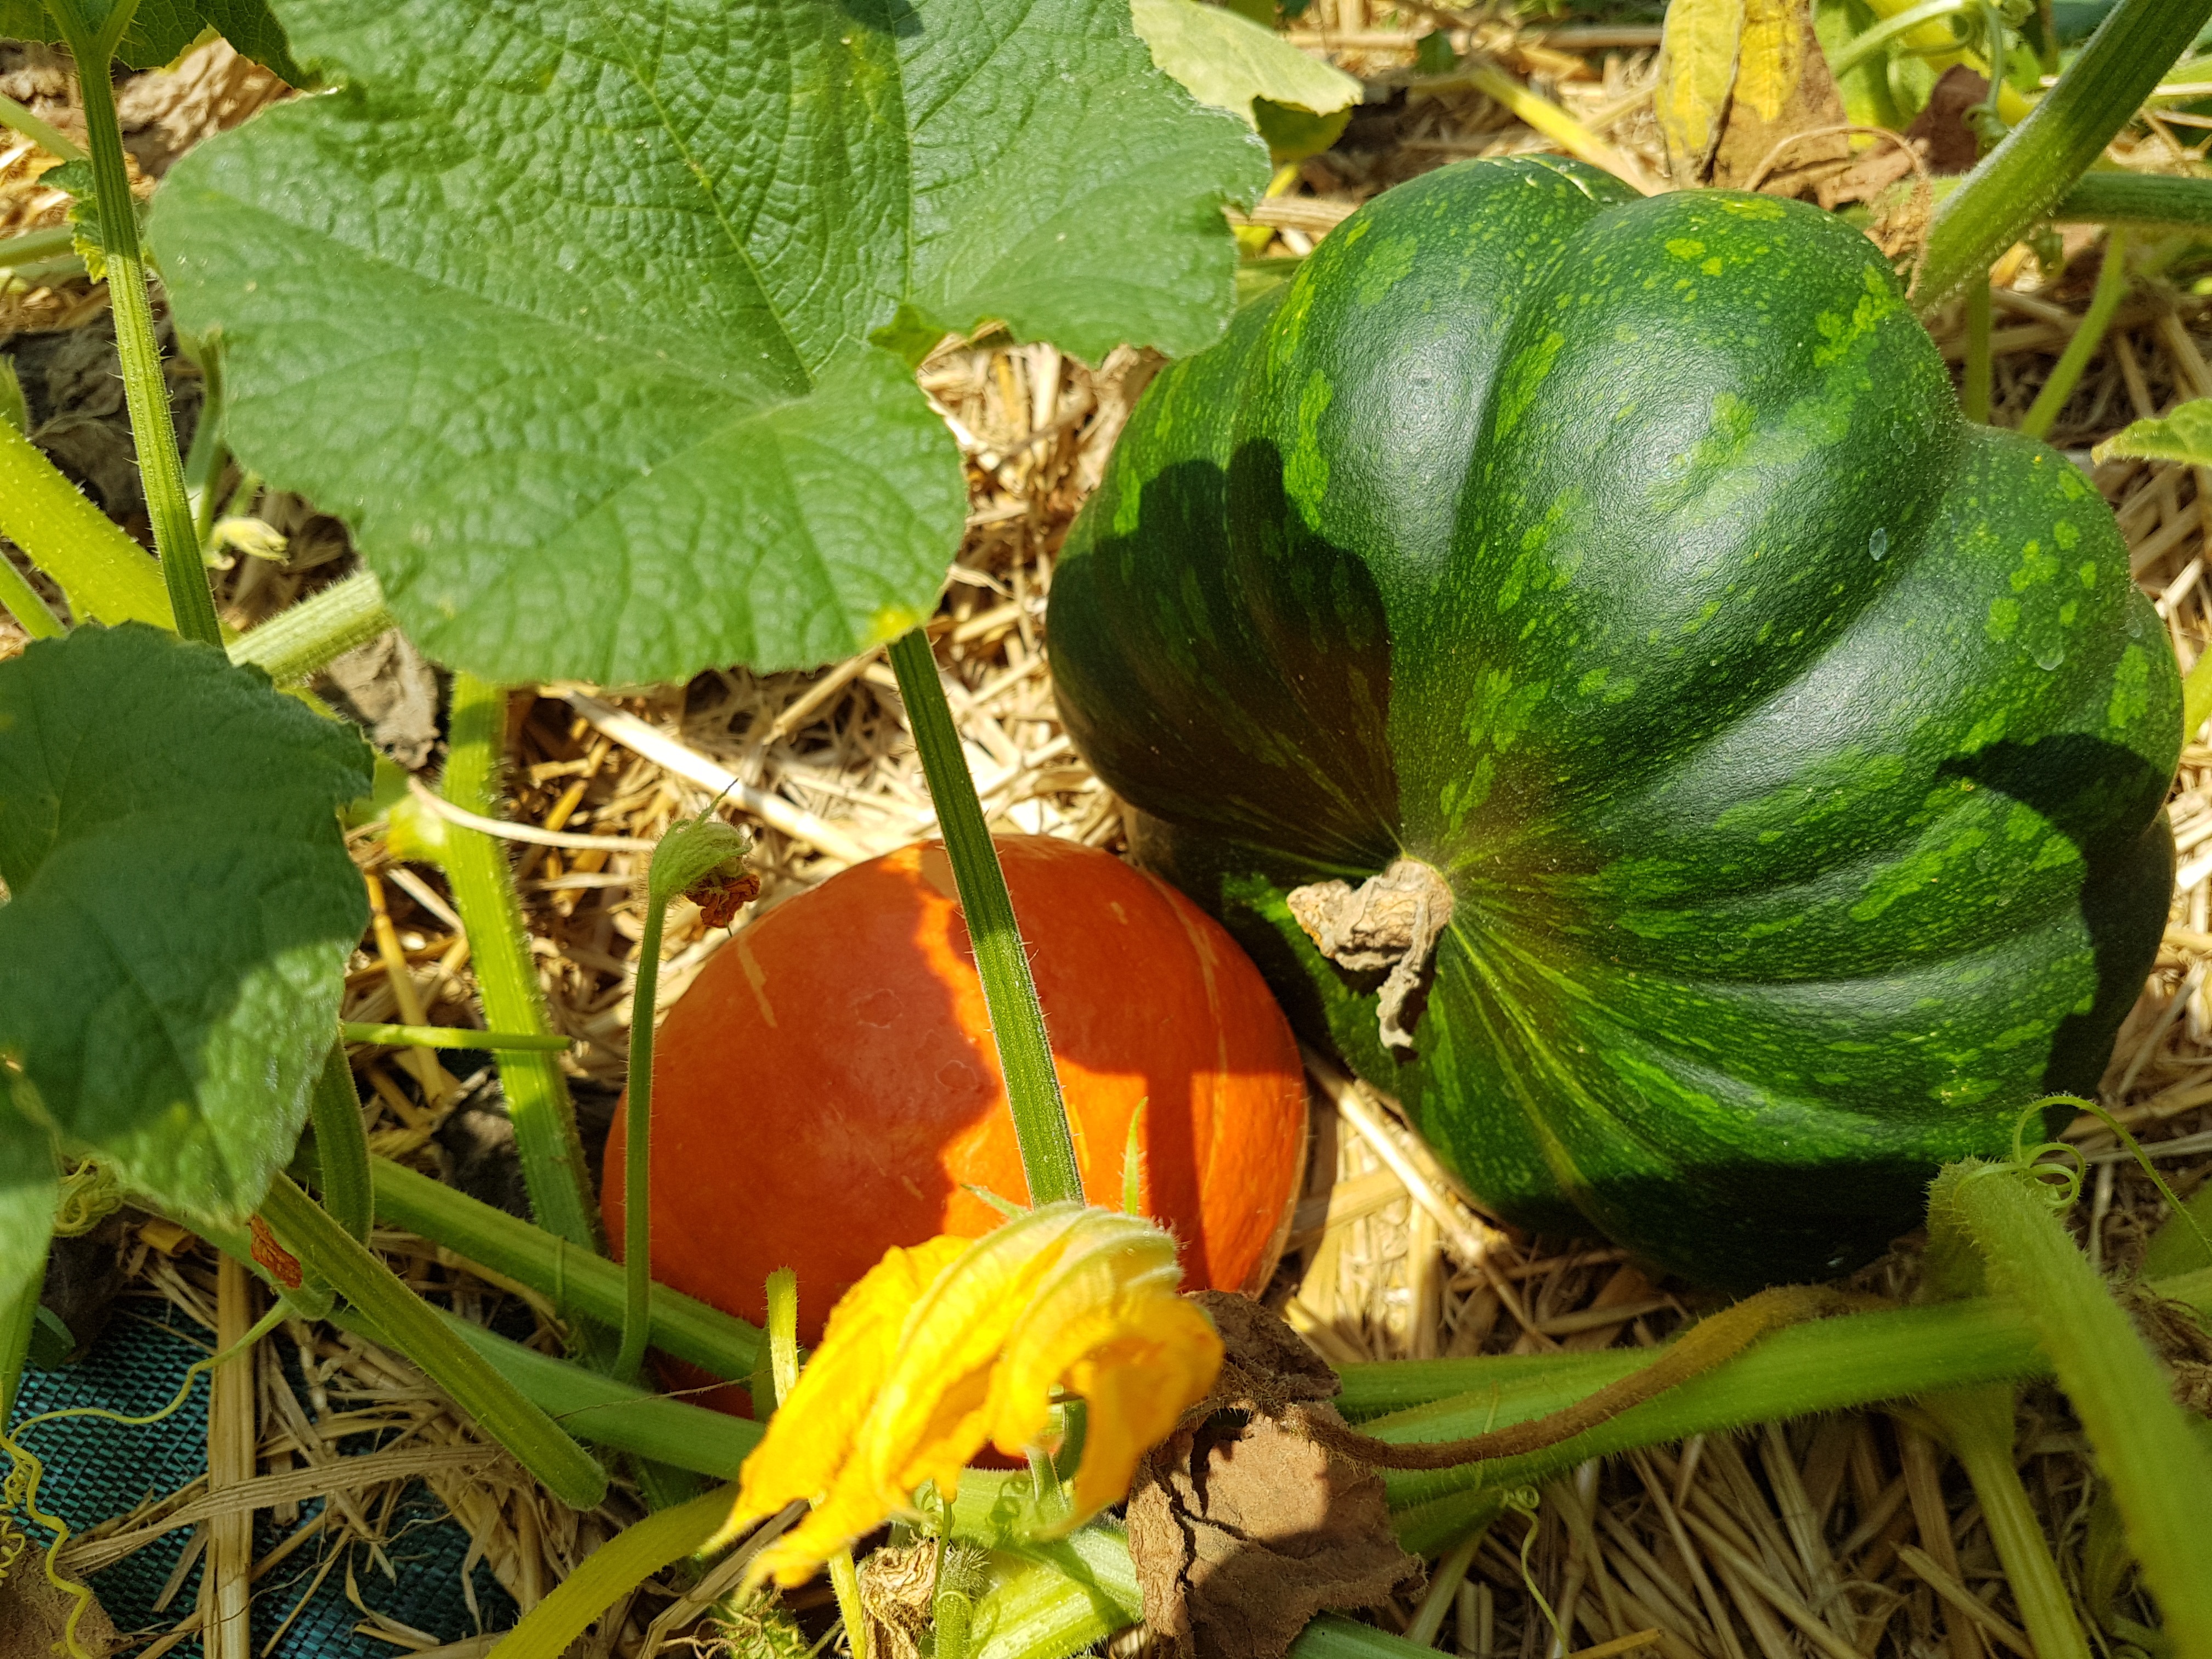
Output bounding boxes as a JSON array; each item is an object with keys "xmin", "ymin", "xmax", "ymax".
[{"xmin": 7, "ymin": 1299, "xmax": 515, "ymax": 1657}]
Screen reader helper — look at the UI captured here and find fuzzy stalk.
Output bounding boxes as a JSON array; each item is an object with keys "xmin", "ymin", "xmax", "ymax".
[
  {"xmin": 1961, "ymin": 278, "xmax": 1992, "ymax": 424},
  {"xmin": 1936, "ymin": 1163, "xmax": 2212, "ymax": 1652},
  {"xmin": 227, "ymin": 569, "xmax": 396, "ymax": 684},
  {"xmin": 257, "ymin": 1173, "xmax": 608, "ymax": 1509},
  {"xmin": 0, "ymin": 552, "xmax": 63, "ymax": 639},
  {"xmin": 2019, "ymin": 228, "xmax": 2129, "ymax": 439},
  {"xmin": 309, "ymin": 1040, "xmax": 373, "ymax": 1244},
  {"xmin": 342, "ymin": 1022, "xmax": 571, "ymax": 1052},
  {"xmin": 439, "ymin": 673, "xmax": 603, "ymax": 1254},
  {"xmin": 888, "ymin": 627, "xmax": 1080, "ymax": 1207},
  {"xmin": 0, "ymin": 416, "xmax": 170, "ymax": 628},
  {"xmin": 481, "ymin": 1483, "xmax": 734, "ymax": 1659},
  {"xmin": 1916, "ymin": 0, "xmax": 2212, "ymax": 306},
  {"xmin": 46, "ymin": 0, "xmax": 220, "ymax": 646},
  {"xmin": 366, "ymin": 1155, "xmax": 762, "ymax": 1378},
  {"xmin": 1, "ymin": 1250, "xmax": 47, "ymax": 1426},
  {"xmin": 616, "ymin": 887, "xmax": 669, "ymax": 1381},
  {"xmin": 1922, "ymin": 1384, "xmax": 2090, "ymax": 1659},
  {"xmin": 2056, "ymin": 172, "xmax": 2212, "ymax": 226}
]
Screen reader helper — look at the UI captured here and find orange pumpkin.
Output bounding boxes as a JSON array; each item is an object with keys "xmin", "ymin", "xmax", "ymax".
[{"xmin": 602, "ymin": 836, "xmax": 1307, "ymax": 1353}]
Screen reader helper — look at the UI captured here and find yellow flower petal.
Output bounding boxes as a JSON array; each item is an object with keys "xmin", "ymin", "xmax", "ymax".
[
  {"xmin": 715, "ymin": 1234, "xmax": 969, "ymax": 1568},
  {"xmin": 731, "ymin": 1203, "xmax": 1222, "ymax": 1587}
]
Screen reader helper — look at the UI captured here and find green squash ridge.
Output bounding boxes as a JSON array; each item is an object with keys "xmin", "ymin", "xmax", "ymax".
[{"xmin": 1051, "ymin": 158, "xmax": 2179, "ymax": 1285}]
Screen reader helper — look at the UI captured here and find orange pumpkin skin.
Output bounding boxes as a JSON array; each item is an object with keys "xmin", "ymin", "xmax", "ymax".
[{"xmin": 601, "ymin": 836, "xmax": 1308, "ymax": 1349}]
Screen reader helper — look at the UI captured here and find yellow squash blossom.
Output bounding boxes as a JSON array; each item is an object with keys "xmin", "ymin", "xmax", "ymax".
[{"xmin": 710, "ymin": 1202, "xmax": 1223, "ymax": 1585}]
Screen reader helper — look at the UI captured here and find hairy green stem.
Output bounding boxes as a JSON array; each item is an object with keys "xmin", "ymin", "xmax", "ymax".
[
  {"xmin": 0, "ymin": 551, "xmax": 63, "ymax": 638},
  {"xmin": 0, "ymin": 416, "xmax": 170, "ymax": 628},
  {"xmin": 309, "ymin": 1040, "xmax": 372, "ymax": 1244},
  {"xmin": 343, "ymin": 1021, "xmax": 571, "ymax": 1052},
  {"xmin": 1, "ymin": 1250, "xmax": 48, "ymax": 1426},
  {"xmin": 616, "ymin": 890, "xmax": 669, "ymax": 1383},
  {"xmin": 1923, "ymin": 1384, "xmax": 2090, "ymax": 1659},
  {"xmin": 367, "ymin": 1156, "xmax": 762, "ymax": 1379},
  {"xmin": 484, "ymin": 1483, "xmax": 733, "ymax": 1659},
  {"xmin": 2056, "ymin": 172, "xmax": 2212, "ymax": 225},
  {"xmin": 888, "ymin": 627, "xmax": 1080, "ymax": 1207},
  {"xmin": 439, "ymin": 673, "xmax": 603, "ymax": 1255},
  {"xmin": 2021, "ymin": 228, "xmax": 2129, "ymax": 439},
  {"xmin": 227, "ymin": 568, "xmax": 395, "ymax": 684},
  {"xmin": 257, "ymin": 1173, "xmax": 608, "ymax": 1509},
  {"xmin": 1917, "ymin": 0, "xmax": 2212, "ymax": 306},
  {"xmin": 48, "ymin": 0, "xmax": 221, "ymax": 646},
  {"xmin": 1962, "ymin": 278, "xmax": 1992, "ymax": 424},
  {"xmin": 1359, "ymin": 1268, "xmax": 2212, "ymax": 1551},
  {"xmin": 0, "ymin": 223, "xmax": 77, "ymax": 268},
  {"xmin": 0, "ymin": 90, "xmax": 81, "ymax": 161},
  {"xmin": 1939, "ymin": 1166, "xmax": 2212, "ymax": 1651}
]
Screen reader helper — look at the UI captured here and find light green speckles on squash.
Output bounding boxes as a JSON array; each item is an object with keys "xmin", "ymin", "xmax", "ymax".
[
  {"xmin": 1111, "ymin": 477, "xmax": 1142, "ymax": 538},
  {"xmin": 1933, "ymin": 1075, "xmax": 2002, "ymax": 1107},
  {"xmin": 2053, "ymin": 520, "xmax": 2079, "ymax": 551},
  {"xmin": 1268, "ymin": 273, "xmax": 1318, "ymax": 377},
  {"xmin": 1702, "ymin": 256, "xmax": 1724, "ymax": 276},
  {"xmin": 1961, "ymin": 709, "xmax": 2007, "ymax": 749},
  {"xmin": 2107, "ymin": 644, "xmax": 2151, "ymax": 731},
  {"xmin": 1666, "ymin": 237, "xmax": 1706, "ymax": 261},
  {"xmin": 1850, "ymin": 819, "xmax": 1994, "ymax": 922},
  {"xmin": 1719, "ymin": 194, "xmax": 1788, "ymax": 220},
  {"xmin": 1682, "ymin": 597, "xmax": 1723, "ymax": 635},
  {"xmin": 2030, "ymin": 836, "xmax": 2078, "ymax": 873},
  {"xmin": 1577, "ymin": 666, "xmax": 1610, "ymax": 697},
  {"xmin": 1492, "ymin": 329, "xmax": 1565, "ymax": 439},
  {"xmin": 2009, "ymin": 538, "xmax": 2059, "ymax": 591},
  {"xmin": 1355, "ymin": 236, "xmax": 1419, "ymax": 306},
  {"xmin": 1284, "ymin": 370, "xmax": 1334, "ymax": 517},
  {"xmin": 1987, "ymin": 597, "xmax": 2020, "ymax": 641},
  {"xmin": 2078, "ymin": 561, "xmax": 2097, "ymax": 589},
  {"xmin": 1440, "ymin": 752, "xmax": 1496, "ymax": 831},
  {"xmin": 2058, "ymin": 600, "xmax": 2078, "ymax": 627},
  {"xmin": 1464, "ymin": 668, "xmax": 1550, "ymax": 753}
]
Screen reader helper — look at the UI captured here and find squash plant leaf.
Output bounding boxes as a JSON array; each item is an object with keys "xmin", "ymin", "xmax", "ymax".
[
  {"xmin": 0, "ymin": 0, "xmax": 302, "ymax": 81},
  {"xmin": 1655, "ymin": 0, "xmax": 1745, "ymax": 183},
  {"xmin": 0, "ymin": 624, "xmax": 372, "ymax": 1222},
  {"xmin": 2094, "ymin": 398, "xmax": 2212, "ymax": 467},
  {"xmin": 150, "ymin": 0, "xmax": 1269, "ymax": 686},
  {"xmin": 1130, "ymin": 0, "xmax": 1362, "ymax": 129}
]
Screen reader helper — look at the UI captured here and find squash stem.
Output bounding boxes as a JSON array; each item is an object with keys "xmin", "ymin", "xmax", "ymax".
[
  {"xmin": 0, "ymin": 401, "xmax": 170, "ymax": 629},
  {"xmin": 1921, "ymin": 1385, "xmax": 2091, "ymax": 1659},
  {"xmin": 438, "ymin": 673, "xmax": 606, "ymax": 1257},
  {"xmin": 309, "ymin": 1038, "xmax": 373, "ymax": 1244},
  {"xmin": 0, "ymin": 549, "xmax": 63, "ymax": 639},
  {"xmin": 47, "ymin": 0, "xmax": 221, "ymax": 647},
  {"xmin": 1935, "ymin": 1163, "xmax": 2212, "ymax": 1649},
  {"xmin": 1961, "ymin": 277, "xmax": 1993, "ymax": 424},
  {"xmin": 1, "ymin": 1250, "xmax": 47, "ymax": 1427},
  {"xmin": 342, "ymin": 1020, "xmax": 571, "ymax": 1052},
  {"xmin": 228, "ymin": 569, "xmax": 395, "ymax": 685},
  {"xmin": 256, "ymin": 1173, "xmax": 608, "ymax": 1510},
  {"xmin": 1916, "ymin": 0, "xmax": 2212, "ymax": 306},
  {"xmin": 888, "ymin": 627, "xmax": 1082, "ymax": 1209},
  {"xmin": 615, "ymin": 890, "xmax": 669, "ymax": 1384},
  {"xmin": 365, "ymin": 1155, "xmax": 764, "ymax": 1379},
  {"xmin": 2019, "ymin": 228, "xmax": 2129, "ymax": 439}
]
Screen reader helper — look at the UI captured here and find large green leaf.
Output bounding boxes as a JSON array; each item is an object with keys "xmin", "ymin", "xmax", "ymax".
[
  {"xmin": 2094, "ymin": 398, "xmax": 2212, "ymax": 467},
  {"xmin": 0, "ymin": 624, "xmax": 371, "ymax": 1220},
  {"xmin": 1130, "ymin": 0, "xmax": 1362, "ymax": 127},
  {"xmin": 150, "ymin": 0, "xmax": 1267, "ymax": 685},
  {"xmin": 0, "ymin": 0, "xmax": 302, "ymax": 80}
]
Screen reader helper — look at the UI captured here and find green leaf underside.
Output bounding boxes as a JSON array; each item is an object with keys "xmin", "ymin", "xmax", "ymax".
[
  {"xmin": 1130, "ymin": 0, "xmax": 1362, "ymax": 127},
  {"xmin": 151, "ymin": 0, "xmax": 1267, "ymax": 685},
  {"xmin": 2094, "ymin": 397, "xmax": 2212, "ymax": 467},
  {"xmin": 1048, "ymin": 158, "xmax": 2180, "ymax": 1289},
  {"xmin": 0, "ymin": 624, "xmax": 371, "ymax": 1219},
  {"xmin": 0, "ymin": 0, "xmax": 302, "ymax": 80}
]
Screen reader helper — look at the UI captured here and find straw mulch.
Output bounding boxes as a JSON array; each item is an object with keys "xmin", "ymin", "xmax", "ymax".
[{"xmin": 5, "ymin": 7, "xmax": 2212, "ymax": 1657}]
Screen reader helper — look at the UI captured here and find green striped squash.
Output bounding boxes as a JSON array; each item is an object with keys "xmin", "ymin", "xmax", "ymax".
[{"xmin": 1047, "ymin": 156, "xmax": 2179, "ymax": 1287}]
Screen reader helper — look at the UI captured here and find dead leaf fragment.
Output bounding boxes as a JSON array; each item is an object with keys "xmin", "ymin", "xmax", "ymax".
[
  {"xmin": 1126, "ymin": 1293, "xmax": 1421, "ymax": 1659},
  {"xmin": 1655, "ymin": 0, "xmax": 1745, "ymax": 184},
  {"xmin": 1708, "ymin": 0, "xmax": 1849, "ymax": 190},
  {"xmin": 1286, "ymin": 860, "xmax": 1452, "ymax": 1052}
]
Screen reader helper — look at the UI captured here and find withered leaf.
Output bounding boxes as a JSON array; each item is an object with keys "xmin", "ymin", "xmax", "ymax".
[
  {"xmin": 1708, "ymin": 0, "xmax": 1849, "ymax": 191},
  {"xmin": 1126, "ymin": 1294, "xmax": 1421, "ymax": 1659},
  {"xmin": 1655, "ymin": 0, "xmax": 1745, "ymax": 184}
]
